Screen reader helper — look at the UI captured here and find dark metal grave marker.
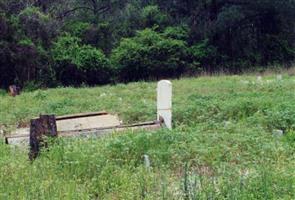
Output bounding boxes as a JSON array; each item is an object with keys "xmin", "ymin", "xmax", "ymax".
[{"xmin": 29, "ymin": 115, "xmax": 57, "ymax": 160}]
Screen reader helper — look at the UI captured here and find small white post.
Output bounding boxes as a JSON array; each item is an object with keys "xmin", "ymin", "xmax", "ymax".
[{"xmin": 157, "ymin": 80, "xmax": 172, "ymax": 130}]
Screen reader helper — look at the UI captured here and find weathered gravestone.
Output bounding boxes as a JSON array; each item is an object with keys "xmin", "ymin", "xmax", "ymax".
[
  {"xmin": 8, "ymin": 85, "xmax": 20, "ymax": 97},
  {"xmin": 157, "ymin": 80, "xmax": 172, "ymax": 130},
  {"xmin": 272, "ymin": 129, "xmax": 284, "ymax": 137},
  {"xmin": 257, "ymin": 76, "xmax": 263, "ymax": 83},
  {"xmin": 29, "ymin": 115, "xmax": 57, "ymax": 160},
  {"xmin": 277, "ymin": 74, "xmax": 283, "ymax": 81},
  {"xmin": 5, "ymin": 80, "xmax": 173, "ymax": 156}
]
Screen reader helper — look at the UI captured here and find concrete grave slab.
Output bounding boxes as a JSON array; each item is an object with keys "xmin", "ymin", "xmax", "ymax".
[
  {"xmin": 56, "ymin": 113, "xmax": 121, "ymax": 132},
  {"xmin": 6, "ymin": 112, "xmax": 121, "ymax": 145},
  {"xmin": 5, "ymin": 80, "xmax": 173, "ymax": 150}
]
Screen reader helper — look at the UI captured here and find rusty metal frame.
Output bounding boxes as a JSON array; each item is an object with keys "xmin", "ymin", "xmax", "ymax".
[{"xmin": 5, "ymin": 114, "xmax": 164, "ymax": 145}]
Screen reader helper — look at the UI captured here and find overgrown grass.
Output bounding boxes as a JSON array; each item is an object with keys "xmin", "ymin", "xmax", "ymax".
[{"xmin": 0, "ymin": 75, "xmax": 295, "ymax": 199}]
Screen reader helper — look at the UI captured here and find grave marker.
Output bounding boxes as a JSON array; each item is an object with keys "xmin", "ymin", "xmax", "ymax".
[
  {"xmin": 157, "ymin": 80, "xmax": 172, "ymax": 130},
  {"xmin": 29, "ymin": 115, "xmax": 57, "ymax": 160},
  {"xmin": 5, "ymin": 81, "xmax": 171, "ymax": 149},
  {"xmin": 277, "ymin": 74, "xmax": 283, "ymax": 81},
  {"xmin": 9, "ymin": 85, "xmax": 20, "ymax": 97}
]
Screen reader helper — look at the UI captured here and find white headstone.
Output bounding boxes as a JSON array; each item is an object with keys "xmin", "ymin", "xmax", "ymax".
[
  {"xmin": 157, "ymin": 80, "xmax": 172, "ymax": 130},
  {"xmin": 143, "ymin": 154, "xmax": 151, "ymax": 169},
  {"xmin": 277, "ymin": 74, "xmax": 282, "ymax": 81},
  {"xmin": 272, "ymin": 129, "xmax": 283, "ymax": 137},
  {"xmin": 257, "ymin": 76, "xmax": 262, "ymax": 83}
]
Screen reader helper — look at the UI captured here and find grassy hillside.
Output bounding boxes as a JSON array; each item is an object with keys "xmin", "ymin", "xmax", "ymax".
[{"xmin": 0, "ymin": 76, "xmax": 295, "ymax": 199}]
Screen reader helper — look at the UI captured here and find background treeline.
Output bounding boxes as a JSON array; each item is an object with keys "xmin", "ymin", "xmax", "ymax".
[{"xmin": 0, "ymin": 0, "xmax": 295, "ymax": 88}]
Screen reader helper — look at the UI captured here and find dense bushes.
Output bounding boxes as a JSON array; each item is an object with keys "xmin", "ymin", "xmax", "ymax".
[
  {"xmin": 0, "ymin": 39, "xmax": 53, "ymax": 88},
  {"xmin": 18, "ymin": 7, "xmax": 56, "ymax": 46},
  {"xmin": 51, "ymin": 35, "xmax": 113, "ymax": 86},
  {"xmin": 0, "ymin": 7, "xmax": 56, "ymax": 88},
  {"xmin": 111, "ymin": 28, "xmax": 194, "ymax": 81},
  {"xmin": 0, "ymin": 0, "xmax": 294, "ymax": 88},
  {"xmin": 49, "ymin": 28, "xmax": 206, "ymax": 85}
]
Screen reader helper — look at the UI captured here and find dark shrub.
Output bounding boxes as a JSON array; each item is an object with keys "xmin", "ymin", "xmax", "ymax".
[
  {"xmin": 51, "ymin": 35, "xmax": 113, "ymax": 86},
  {"xmin": 111, "ymin": 28, "xmax": 191, "ymax": 82}
]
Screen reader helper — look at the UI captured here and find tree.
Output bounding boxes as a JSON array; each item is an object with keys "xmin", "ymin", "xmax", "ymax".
[
  {"xmin": 188, "ymin": 0, "xmax": 295, "ymax": 70},
  {"xmin": 111, "ymin": 28, "xmax": 191, "ymax": 82},
  {"xmin": 0, "ymin": 0, "xmax": 295, "ymax": 88},
  {"xmin": 56, "ymin": 0, "xmax": 128, "ymax": 21},
  {"xmin": 51, "ymin": 34, "xmax": 113, "ymax": 85}
]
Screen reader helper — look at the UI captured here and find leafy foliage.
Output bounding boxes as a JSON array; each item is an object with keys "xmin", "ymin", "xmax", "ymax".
[
  {"xmin": 162, "ymin": 26, "xmax": 189, "ymax": 41},
  {"xmin": 141, "ymin": 5, "xmax": 169, "ymax": 29},
  {"xmin": 0, "ymin": 0, "xmax": 294, "ymax": 88},
  {"xmin": 52, "ymin": 35, "xmax": 113, "ymax": 85},
  {"xmin": 112, "ymin": 29, "xmax": 190, "ymax": 81},
  {"xmin": 1, "ymin": 76, "xmax": 295, "ymax": 199}
]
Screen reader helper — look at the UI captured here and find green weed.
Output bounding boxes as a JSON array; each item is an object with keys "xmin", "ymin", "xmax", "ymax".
[{"xmin": 0, "ymin": 75, "xmax": 295, "ymax": 199}]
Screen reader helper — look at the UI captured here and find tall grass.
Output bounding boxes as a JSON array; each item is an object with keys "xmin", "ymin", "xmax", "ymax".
[{"xmin": 0, "ymin": 75, "xmax": 295, "ymax": 199}]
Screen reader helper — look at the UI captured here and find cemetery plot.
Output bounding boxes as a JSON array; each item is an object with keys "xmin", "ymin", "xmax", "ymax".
[
  {"xmin": 5, "ymin": 111, "xmax": 121, "ymax": 145},
  {"xmin": 56, "ymin": 111, "xmax": 121, "ymax": 132},
  {"xmin": 4, "ymin": 80, "xmax": 173, "ymax": 159}
]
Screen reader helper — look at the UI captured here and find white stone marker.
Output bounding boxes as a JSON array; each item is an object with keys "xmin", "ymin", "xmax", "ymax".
[
  {"xmin": 257, "ymin": 76, "xmax": 262, "ymax": 83},
  {"xmin": 277, "ymin": 74, "xmax": 282, "ymax": 81},
  {"xmin": 157, "ymin": 80, "xmax": 172, "ymax": 130},
  {"xmin": 143, "ymin": 154, "xmax": 151, "ymax": 169}
]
